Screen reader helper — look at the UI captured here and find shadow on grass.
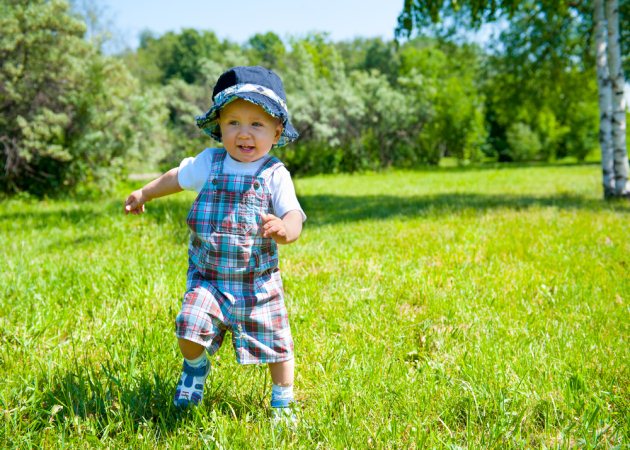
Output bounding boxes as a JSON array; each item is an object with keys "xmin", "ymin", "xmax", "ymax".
[
  {"xmin": 33, "ymin": 361, "xmax": 267, "ymax": 439},
  {"xmin": 35, "ymin": 366, "xmax": 185, "ymax": 436},
  {"xmin": 434, "ymin": 160, "xmax": 601, "ymax": 172},
  {"xmin": 0, "ymin": 198, "xmax": 135, "ymax": 231},
  {"xmin": 2, "ymin": 190, "xmax": 627, "ymax": 234},
  {"xmin": 0, "ymin": 197, "xmax": 190, "ymax": 231},
  {"xmin": 0, "ymin": 207, "xmax": 107, "ymax": 231},
  {"xmin": 299, "ymin": 192, "xmax": 629, "ymax": 226}
]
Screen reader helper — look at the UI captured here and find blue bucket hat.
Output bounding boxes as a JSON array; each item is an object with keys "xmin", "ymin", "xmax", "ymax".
[{"xmin": 196, "ymin": 66, "xmax": 299, "ymax": 147}]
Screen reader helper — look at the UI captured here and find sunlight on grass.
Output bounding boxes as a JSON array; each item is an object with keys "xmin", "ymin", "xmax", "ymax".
[{"xmin": 0, "ymin": 164, "xmax": 628, "ymax": 448}]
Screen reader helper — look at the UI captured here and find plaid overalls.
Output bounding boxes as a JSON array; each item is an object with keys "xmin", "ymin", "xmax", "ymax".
[{"xmin": 175, "ymin": 149, "xmax": 294, "ymax": 364}]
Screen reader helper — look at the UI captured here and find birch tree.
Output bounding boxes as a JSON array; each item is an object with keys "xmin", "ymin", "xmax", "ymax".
[
  {"xmin": 603, "ymin": 0, "xmax": 629, "ymax": 197},
  {"xmin": 595, "ymin": 0, "xmax": 616, "ymax": 196},
  {"xmin": 397, "ymin": 0, "xmax": 629, "ymax": 199}
]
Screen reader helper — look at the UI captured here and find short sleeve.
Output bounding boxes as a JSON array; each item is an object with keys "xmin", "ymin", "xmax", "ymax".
[
  {"xmin": 177, "ymin": 148, "xmax": 214, "ymax": 192},
  {"xmin": 269, "ymin": 166, "xmax": 307, "ymax": 222}
]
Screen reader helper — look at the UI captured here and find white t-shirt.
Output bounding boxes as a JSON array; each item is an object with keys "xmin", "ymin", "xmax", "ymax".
[{"xmin": 178, "ymin": 148, "xmax": 306, "ymax": 221}]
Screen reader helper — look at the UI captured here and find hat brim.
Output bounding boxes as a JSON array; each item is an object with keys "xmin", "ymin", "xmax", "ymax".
[{"xmin": 196, "ymin": 92, "xmax": 299, "ymax": 147}]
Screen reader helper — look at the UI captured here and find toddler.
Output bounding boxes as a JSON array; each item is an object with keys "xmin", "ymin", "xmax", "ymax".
[{"xmin": 124, "ymin": 66, "xmax": 304, "ymax": 421}]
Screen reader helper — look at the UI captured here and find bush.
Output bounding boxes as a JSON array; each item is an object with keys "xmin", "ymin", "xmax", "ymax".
[
  {"xmin": 0, "ymin": 0, "xmax": 168, "ymax": 195},
  {"xmin": 505, "ymin": 122, "xmax": 543, "ymax": 162}
]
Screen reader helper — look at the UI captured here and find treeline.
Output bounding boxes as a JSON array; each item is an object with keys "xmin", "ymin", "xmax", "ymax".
[{"xmin": 0, "ymin": 0, "xmax": 612, "ymax": 195}]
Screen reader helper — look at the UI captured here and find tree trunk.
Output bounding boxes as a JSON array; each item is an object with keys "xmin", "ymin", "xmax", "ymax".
[
  {"xmin": 605, "ymin": 0, "xmax": 629, "ymax": 196},
  {"xmin": 594, "ymin": 0, "xmax": 615, "ymax": 198}
]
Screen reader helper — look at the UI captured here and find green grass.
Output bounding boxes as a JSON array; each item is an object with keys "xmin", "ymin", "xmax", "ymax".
[{"xmin": 1, "ymin": 163, "xmax": 628, "ymax": 448}]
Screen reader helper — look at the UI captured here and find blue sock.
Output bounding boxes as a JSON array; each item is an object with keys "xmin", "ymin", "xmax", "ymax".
[
  {"xmin": 271, "ymin": 384, "xmax": 294, "ymax": 408},
  {"xmin": 185, "ymin": 352, "xmax": 207, "ymax": 368}
]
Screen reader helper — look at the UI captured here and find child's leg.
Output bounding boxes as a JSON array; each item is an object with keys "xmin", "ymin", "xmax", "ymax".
[
  {"xmin": 173, "ymin": 338, "xmax": 210, "ymax": 408},
  {"xmin": 174, "ymin": 286, "xmax": 228, "ymax": 408},
  {"xmin": 268, "ymin": 359, "xmax": 294, "ymax": 386},
  {"xmin": 268, "ymin": 359, "xmax": 296, "ymax": 423},
  {"xmin": 178, "ymin": 337, "xmax": 205, "ymax": 359}
]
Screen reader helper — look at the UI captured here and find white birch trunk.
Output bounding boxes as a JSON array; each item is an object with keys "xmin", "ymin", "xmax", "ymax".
[
  {"xmin": 605, "ymin": 0, "xmax": 629, "ymax": 195},
  {"xmin": 594, "ymin": 0, "xmax": 615, "ymax": 198}
]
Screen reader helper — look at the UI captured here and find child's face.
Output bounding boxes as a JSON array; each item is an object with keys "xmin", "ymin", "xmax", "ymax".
[{"xmin": 218, "ymin": 99, "xmax": 283, "ymax": 163}]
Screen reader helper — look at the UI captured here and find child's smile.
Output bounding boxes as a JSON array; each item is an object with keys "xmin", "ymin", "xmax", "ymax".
[
  {"xmin": 219, "ymin": 99, "xmax": 283, "ymax": 163},
  {"xmin": 238, "ymin": 144, "xmax": 256, "ymax": 152}
]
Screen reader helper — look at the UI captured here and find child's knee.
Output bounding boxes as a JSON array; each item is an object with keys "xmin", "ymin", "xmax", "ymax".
[
  {"xmin": 175, "ymin": 307, "xmax": 194, "ymax": 331},
  {"xmin": 175, "ymin": 290, "xmax": 212, "ymax": 333}
]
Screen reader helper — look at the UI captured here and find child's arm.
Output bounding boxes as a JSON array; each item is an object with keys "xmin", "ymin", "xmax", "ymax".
[
  {"xmin": 124, "ymin": 167, "xmax": 183, "ymax": 215},
  {"xmin": 262, "ymin": 210, "xmax": 303, "ymax": 245}
]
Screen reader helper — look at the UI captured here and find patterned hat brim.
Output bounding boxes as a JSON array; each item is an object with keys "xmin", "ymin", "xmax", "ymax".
[{"xmin": 196, "ymin": 92, "xmax": 299, "ymax": 147}]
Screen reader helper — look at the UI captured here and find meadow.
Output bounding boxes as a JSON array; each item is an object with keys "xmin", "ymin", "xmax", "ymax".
[{"xmin": 0, "ymin": 163, "xmax": 628, "ymax": 448}]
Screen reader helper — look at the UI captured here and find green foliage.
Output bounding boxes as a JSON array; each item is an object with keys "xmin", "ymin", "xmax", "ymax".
[
  {"xmin": 1, "ymin": 167, "xmax": 628, "ymax": 447},
  {"xmin": 476, "ymin": 5, "xmax": 600, "ymax": 163},
  {"xmin": 0, "ymin": 0, "xmax": 612, "ymax": 194},
  {"xmin": 277, "ymin": 37, "xmax": 364, "ymax": 173},
  {"xmin": 245, "ymin": 32, "xmax": 287, "ymax": 71},
  {"xmin": 350, "ymin": 70, "xmax": 424, "ymax": 168},
  {"xmin": 158, "ymin": 79, "xmax": 209, "ymax": 170},
  {"xmin": 276, "ymin": 36, "xmax": 428, "ymax": 174},
  {"xmin": 139, "ymin": 29, "xmax": 219, "ymax": 84},
  {"xmin": 0, "ymin": 0, "xmax": 168, "ymax": 195},
  {"xmin": 335, "ymin": 37, "xmax": 401, "ymax": 83},
  {"xmin": 112, "ymin": 24, "xmax": 609, "ymax": 177},
  {"xmin": 399, "ymin": 39, "xmax": 487, "ymax": 163},
  {"xmin": 395, "ymin": 0, "xmax": 622, "ymax": 166},
  {"xmin": 125, "ymin": 28, "xmax": 247, "ymax": 87},
  {"xmin": 1, "ymin": 0, "xmax": 88, "ymax": 193},
  {"xmin": 505, "ymin": 122, "xmax": 542, "ymax": 161}
]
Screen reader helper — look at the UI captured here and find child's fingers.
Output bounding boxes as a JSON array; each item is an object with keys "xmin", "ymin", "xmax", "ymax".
[
  {"xmin": 124, "ymin": 198, "xmax": 136, "ymax": 213},
  {"xmin": 124, "ymin": 197, "xmax": 145, "ymax": 215},
  {"xmin": 262, "ymin": 213, "xmax": 278, "ymax": 223},
  {"xmin": 131, "ymin": 204, "xmax": 145, "ymax": 215},
  {"xmin": 263, "ymin": 223, "xmax": 286, "ymax": 238},
  {"xmin": 263, "ymin": 220, "xmax": 279, "ymax": 234},
  {"xmin": 263, "ymin": 223, "xmax": 275, "ymax": 237}
]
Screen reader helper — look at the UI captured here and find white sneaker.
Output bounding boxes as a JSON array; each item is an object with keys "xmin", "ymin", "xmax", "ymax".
[{"xmin": 173, "ymin": 360, "xmax": 210, "ymax": 408}]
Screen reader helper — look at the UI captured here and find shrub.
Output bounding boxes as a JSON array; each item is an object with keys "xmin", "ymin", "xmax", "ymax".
[
  {"xmin": 0, "ymin": 0, "xmax": 168, "ymax": 195},
  {"xmin": 505, "ymin": 122, "xmax": 543, "ymax": 162}
]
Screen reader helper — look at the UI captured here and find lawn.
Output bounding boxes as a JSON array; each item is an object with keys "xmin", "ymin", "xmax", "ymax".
[{"xmin": 0, "ymin": 163, "xmax": 628, "ymax": 448}]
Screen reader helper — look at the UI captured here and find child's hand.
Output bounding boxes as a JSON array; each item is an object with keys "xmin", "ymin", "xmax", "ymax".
[
  {"xmin": 124, "ymin": 189, "xmax": 147, "ymax": 215},
  {"xmin": 262, "ymin": 213, "xmax": 289, "ymax": 244}
]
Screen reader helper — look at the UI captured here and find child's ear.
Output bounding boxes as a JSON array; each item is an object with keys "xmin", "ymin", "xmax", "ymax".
[{"xmin": 274, "ymin": 122, "xmax": 283, "ymax": 144}]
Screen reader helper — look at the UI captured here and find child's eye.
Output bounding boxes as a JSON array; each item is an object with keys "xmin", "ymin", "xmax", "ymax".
[
  {"xmin": 228, "ymin": 120, "xmax": 239, "ymax": 126},
  {"xmin": 252, "ymin": 122, "xmax": 263, "ymax": 127}
]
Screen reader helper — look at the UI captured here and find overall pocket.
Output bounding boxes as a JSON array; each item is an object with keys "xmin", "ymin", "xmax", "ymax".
[
  {"xmin": 198, "ymin": 232, "xmax": 254, "ymax": 271},
  {"xmin": 209, "ymin": 176, "xmax": 266, "ymax": 236}
]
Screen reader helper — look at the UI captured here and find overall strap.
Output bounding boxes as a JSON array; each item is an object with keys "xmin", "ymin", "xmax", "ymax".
[
  {"xmin": 254, "ymin": 155, "xmax": 284, "ymax": 181},
  {"xmin": 210, "ymin": 148, "xmax": 227, "ymax": 177}
]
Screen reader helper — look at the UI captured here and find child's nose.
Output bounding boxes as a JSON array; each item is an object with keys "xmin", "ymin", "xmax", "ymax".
[{"xmin": 237, "ymin": 126, "xmax": 252, "ymax": 138}]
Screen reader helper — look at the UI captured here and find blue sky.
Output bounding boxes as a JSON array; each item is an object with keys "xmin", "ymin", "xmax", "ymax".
[{"xmin": 98, "ymin": 0, "xmax": 405, "ymax": 49}]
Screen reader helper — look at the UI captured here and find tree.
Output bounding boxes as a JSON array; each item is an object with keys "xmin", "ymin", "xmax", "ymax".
[
  {"xmin": 128, "ymin": 28, "xmax": 238, "ymax": 85},
  {"xmin": 479, "ymin": 5, "xmax": 596, "ymax": 162},
  {"xmin": 398, "ymin": 38, "xmax": 487, "ymax": 163},
  {"xmin": 0, "ymin": 0, "xmax": 168, "ymax": 195},
  {"xmin": 334, "ymin": 37, "xmax": 401, "ymax": 83},
  {"xmin": 246, "ymin": 32, "xmax": 286, "ymax": 70},
  {"xmin": 595, "ymin": 0, "xmax": 629, "ymax": 198},
  {"xmin": 397, "ymin": 0, "xmax": 629, "ymax": 199}
]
